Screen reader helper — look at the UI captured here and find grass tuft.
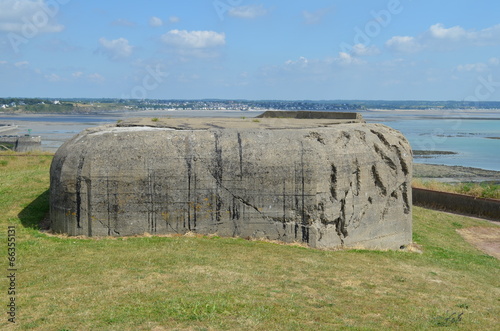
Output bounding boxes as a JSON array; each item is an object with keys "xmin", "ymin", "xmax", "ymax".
[{"xmin": 431, "ymin": 311, "xmax": 464, "ymax": 327}]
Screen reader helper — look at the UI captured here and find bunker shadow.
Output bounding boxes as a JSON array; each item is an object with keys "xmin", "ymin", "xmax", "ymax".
[{"xmin": 18, "ymin": 189, "xmax": 51, "ymax": 231}]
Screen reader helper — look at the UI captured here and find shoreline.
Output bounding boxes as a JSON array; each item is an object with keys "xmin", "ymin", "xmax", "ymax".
[
  {"xmin": 2, "ymin": 111, "xmax": 499, "ymax": 178},
  {"xmin": 2, "ymin": 107, "xmax": 500, "ymax": 114},
  {"xmin": 413, "ymin": 163, "xmax": 500, "ymax": 183}
]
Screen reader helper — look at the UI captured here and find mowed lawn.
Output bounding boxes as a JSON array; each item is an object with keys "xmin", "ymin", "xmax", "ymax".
[{"xmin": 1, "ymin": 153, "xmax": 499, "ymax": 330}]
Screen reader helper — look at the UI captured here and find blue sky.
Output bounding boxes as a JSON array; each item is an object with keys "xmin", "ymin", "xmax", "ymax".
[{"xmin": 1, "ymin": 0, "xmax": 500, "ymax": 100}]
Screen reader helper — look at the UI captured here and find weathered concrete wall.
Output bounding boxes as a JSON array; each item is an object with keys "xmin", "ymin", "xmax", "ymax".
[
  {"xmin": 50, "ymin": 117, "xmax": 412, "ymax": 249},
  {"xmin": 0, "ymin": 136, "xmax": 41, "ymax": 152},
  {"xmin": 0, "ymin": 124, "xmax": 18, "ymax": 134},
  {"xmin": 257, "ymin": 110, "xmax": 363, "ymax": 121},
  {"xmin": 413, "ymin": 187, "xmax": 500, "ymax": 222}
]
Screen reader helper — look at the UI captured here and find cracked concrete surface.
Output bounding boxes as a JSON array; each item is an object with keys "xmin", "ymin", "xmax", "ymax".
[{"xmin": 50, "ymin": 115, "xmax": 412, "ymax": 249}]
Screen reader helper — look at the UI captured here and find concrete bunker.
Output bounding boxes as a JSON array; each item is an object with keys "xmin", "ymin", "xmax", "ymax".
[
  {"xmin": 0, "ymin": 135, "xmax": 42, "ymax": 152},
  {"xmin": 50, "ymin": 112, "xmax": 412, "ymax": 249}
]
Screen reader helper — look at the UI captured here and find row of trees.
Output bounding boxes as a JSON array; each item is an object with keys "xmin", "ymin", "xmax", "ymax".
[
  {"xmin": 23, "ymin": 103, "xmax": 75, "ymax": 113},
  {"xmin": 1, "ymin": 98, "xmax": 49, "ymax": 106}
]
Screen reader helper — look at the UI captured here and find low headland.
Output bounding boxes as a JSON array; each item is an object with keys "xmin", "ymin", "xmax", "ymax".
[
  {"xmin": 413, "ymin": 163, "xmax": 500, "ymax": 199},
  {"xmin": 414, "ymin": 163, "xmax": 500, "ymax": 182},
  {"xmin": 3, "ymin": 97, "xmax": 500, "ymax": 114}
]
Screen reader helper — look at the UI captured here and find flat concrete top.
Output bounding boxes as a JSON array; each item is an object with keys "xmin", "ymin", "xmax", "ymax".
[{"xmin": 117, "ymin": 116, "xmax": 364, "ymax": 131}]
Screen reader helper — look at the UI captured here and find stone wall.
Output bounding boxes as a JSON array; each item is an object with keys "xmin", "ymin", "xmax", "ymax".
[
  {"xmin": 256, "ymin": 110, "xmax": 363, "ymax": 121},
  {"xmin": 50, "ymin": 116, "xmax": 412, "ymax": 249},
  {"xmin": 0, "ymin": 136, "xmax": 41, "ymax": 152},
  {"xmin": 413, "ymin": 187, "xmax": 500, "ymax": 222}
]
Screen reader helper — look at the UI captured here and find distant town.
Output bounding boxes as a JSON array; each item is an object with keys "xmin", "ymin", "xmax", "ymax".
[{"xmin": 1, "ymin": 98, "xmax": 500, "ymax": 114}]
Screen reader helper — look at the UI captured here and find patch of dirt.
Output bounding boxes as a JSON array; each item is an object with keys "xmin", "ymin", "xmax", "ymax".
[{"xmin": 457, "ymin": 227, "xmax": 500, "ymax": 259}]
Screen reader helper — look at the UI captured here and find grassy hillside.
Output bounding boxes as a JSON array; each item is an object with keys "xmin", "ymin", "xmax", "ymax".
[{"xmin": 1, "ymin": 152, "xmax": 499, "ymax": 330}]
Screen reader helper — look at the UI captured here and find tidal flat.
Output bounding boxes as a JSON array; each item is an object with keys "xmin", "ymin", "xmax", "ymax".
[
  {"xmin": 413, "ymin": 163, "xmax": 500, "ymax": 183},
  {"xmin": 1, "ymin": 109, "xmax": 499, "ymax": 173}
]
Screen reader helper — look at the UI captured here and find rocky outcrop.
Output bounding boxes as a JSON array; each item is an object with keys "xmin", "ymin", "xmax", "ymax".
[{"xmin": 50, "ymin": 115, "xmax": 412, "ymax": 249}]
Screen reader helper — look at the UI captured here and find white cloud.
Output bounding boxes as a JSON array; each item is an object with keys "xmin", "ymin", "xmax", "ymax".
[
  {"xmin": 351, "ymin": 44, "xmax": 380, "ymax": 57},
  {"xmin": 0, "ymin": 0, "xmax": 65, "ymax": 33},
  {"xmin": 456, "ymin": 57, "xmax": 500, "ymax": 73},
  {"xmin": 151, "ymin": 16, "xmax": 179, "ymax": 26},
  {"xmin": 88, "ymin": 73, "xmax": 105, "ymax": 83},
  {"xmin": 456, "ymin": 62, "xmax": 489, "ymax": 73},
  {"xmin": 278, "ymin": 56, "xmax": 332, "ymax": 79},
  {"xmin": 427, "ymin": 23, "xmax": 466, "ymax": 40},
  {"xmin": 161, "ymin": 30, "xmax": 225, "ymax": 49},
  {"xmin": 71, "ymin": 71, "xmax": 105, "ymax": 83},
  {"xmin": 337, "ymin": 52, "xmax": 366, "ymax": 65},
  {"xmin": 489, "ymin": 57, "xmax": 500, "ymax": 66},
  {"xmin": 385, "ymin": 36, "xmax": 422, "ymax": 53},
  {"xmin": 98, "ymin": 37, "xmax": 134, "ymax": 60},
  {"xmin": 282, "ymin": 53, "xmax": 365, "ymax": 74},
  {"xmin": 45, "ymin": 73, "xmax": 62, "ymax": 82},
  {"xmin": 259, "ymin": 53, "xmax": 369, "ymax": 91},
  {"xmin": 228, "ymin": 5, "xmax": 268, "ymax": 19},
  {"xmin": 386, "ymin": 23, "xmax": 500, "ymax": 53},
  {"xmin": 169, "ymin": 16, "xmax": 180, "ymax": 24},
  {"xmin": 285, "ymin": 56, "xmax": 309, "ymax": 67},
  {"xmin": 0, "ymin": 60, "xmax": 7, "ymax": 65},
  {"xmin": 302, "ymin": 8, "xmax": 332, "ymax": 25},
  {"xmin": 149, "ymin": 16, "xmax": 163, "ymax": 27},
  {"xmin": 476, "ymin": 25, "xmax": 500, "ymax": 45},
  {"xmin": 14, "ymin": 60, "xmax": 29, "ymax": 68}
]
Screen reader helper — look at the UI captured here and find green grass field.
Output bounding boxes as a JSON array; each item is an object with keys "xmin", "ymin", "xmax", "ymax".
[{"xmin": 1, "ymin": 153, "xmax": 499, "ymax": 330}]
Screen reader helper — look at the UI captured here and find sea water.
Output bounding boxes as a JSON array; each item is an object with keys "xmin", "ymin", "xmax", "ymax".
[
  {"xmin": 362, "ymin": 111, "xmax": 500, "ymax": 171},
  {"xmin": 1, "ymin": 110, "xmax": 499, "ymax": 171}
]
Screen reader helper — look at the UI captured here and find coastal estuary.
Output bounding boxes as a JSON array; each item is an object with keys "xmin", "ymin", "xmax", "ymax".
[{"xmin": 1, "ymin": 109, "xmax": 499, "ymax": 172}]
